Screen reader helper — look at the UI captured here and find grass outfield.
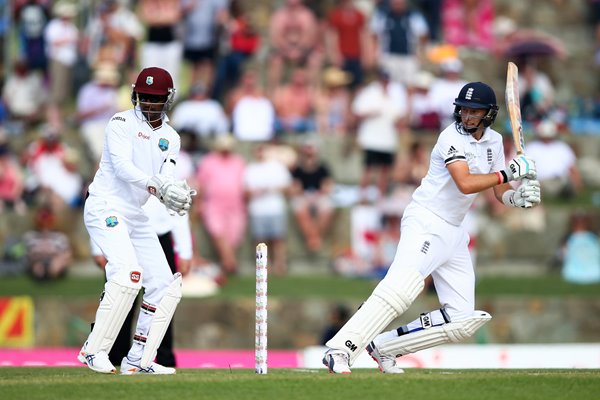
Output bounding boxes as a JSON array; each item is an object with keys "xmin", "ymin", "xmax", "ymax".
[
  {"xmin": 0, "ymin": 368, "xmax": 599, "ymax": 400},
  {"xmin": 1, "ymin": 274, "xmax": 600, "ymax": 299}
]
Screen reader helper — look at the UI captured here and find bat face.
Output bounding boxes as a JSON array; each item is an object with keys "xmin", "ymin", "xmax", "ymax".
[{"xmin": 505, "ymin": 62, "xmax": 525, "ymax": 155}]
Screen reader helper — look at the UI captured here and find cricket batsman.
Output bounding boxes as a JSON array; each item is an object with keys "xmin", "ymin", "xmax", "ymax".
[
  {"xmin": 323, "ymin": 82, "xmax": 541, "ymax": 373},
  {"xmin": 78, "ymin": 67, "xmax": 195, "ymax": 374}
]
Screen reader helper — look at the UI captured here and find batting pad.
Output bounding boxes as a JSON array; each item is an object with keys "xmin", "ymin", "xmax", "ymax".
[
  {"xmin": 140, "ymin": 273, "xmax": 182, "ymax": 368},
  {"xmin": 85, "ymin": 264, "xmax": 143, "ymax": 355},
  {"xmin": 326, "ymin": 269, "xmax": 424, "ymax": 365},
  {"xmin": 377, "ymin": 310, "xmax": 492, "ymax": 357}
]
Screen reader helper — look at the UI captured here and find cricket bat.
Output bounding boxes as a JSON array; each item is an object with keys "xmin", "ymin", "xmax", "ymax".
[{"xmin": 505, "ymin": 61, "xmax": 531, "ymax": 207}]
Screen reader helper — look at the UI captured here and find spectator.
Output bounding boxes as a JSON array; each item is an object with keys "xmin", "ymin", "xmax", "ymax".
[
  {"xmin": 273, "ymin": 67, "xmax": 316, "ymax": 135},
  {"xmin": 75, "ymin": 62, "xmax": 120, "ymax": 163},
  {"xmin": 23, "ymin": 206, "xmax": 72, "ymax": 280},
  {"xmin": 82, "ymin": 0, "xmax": 143, "ymax": 72},
  {"xmin": 267, "ymin": 0, "xmax": 324, "ymax": 92},
  {"xmin": 244, "ymin": 143, "xmax": 293, "ymax": 275},
  {"xmin": 325, "ymin": 0, "xmax": 370, "ymax": 89},
  {"xmin": 1, "ymin": 59, "xmax": 47, "ymax": 127},
  {"xmin": 181, "ymin": 0, "xmax": 229, "ymax": 87},
  {"xmin": 195, "ymin": 135, "xmax": 246, "ymax": 276},
  {"xmin": 369, "ymin": 0, "xmax": 429, "ymax": 86},
  {"xmin": 171, "ymin": 83, "xmax": 229, "ymax": 140},
  {"xmin": 22, "ymin": 125, "xmax": 83, "ymax": 210},
  {"xmin": 428, "ymin": 58, "xmax": 468, "ymax": 128},
  {"xmin": 560, "ymin": 211, "xmax": 600, "ymax": 284},
  {"xmin": 406, "ymin": 70, "xmax": 439, "ymax": 131},
  {"xmin": 290, "ymin": 139, "xmax": 335, "ymax": 252},
  {"xmin": 526, "ymin": 119, "xmax": 583, "ymax": 199},
  {"xmin": 211, "ymin": 3, "xmax": 260, "ymax": 101},
  {"xmin": 15, "ymin": 0, "xmax": 50, "ymax": 73},
  {"xmin": 519, "ymin": 61, "xmax": 557, "ymax": 123},
  {"xmin": 138, "ymin": 0, "xmax": 182, "ymax": 86},
  {"xmin": 442, "ymin": 0, "xmax": 495, "ymax": 52},
  {"xmin": 352, "ymin": 69, "xmax": 409, "ymax": 200},
  {"xmin": 0, "ymin": 138, "xmax": 27, "ymax": 215},
  {"xmin": 314, "ymin": 67, "xmax": 353, "ymax": 136},
  {"xmin": 43, "ymin": 0, "xmax": 79, "ymax": 129},
  {"xmin": 228, "ymin": 69, "xmax": 276, "ymax": 142}
]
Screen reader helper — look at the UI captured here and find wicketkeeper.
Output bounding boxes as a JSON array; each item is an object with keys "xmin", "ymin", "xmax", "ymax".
[
  {"xmin": 79, "ymin": 67, "xmax": 195, "ymax": 375},
  {"xmin": 323, "ymin": 82, "xmax": 541, "ymax": 374}
]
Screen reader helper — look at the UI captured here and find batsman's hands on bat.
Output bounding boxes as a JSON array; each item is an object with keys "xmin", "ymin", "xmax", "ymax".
[
  {"xmin": 147, "ymin": 174, "xmax": 191, "ymax": 214},
  {"xmin": 510, "ymin": 180, "xmax": 542, "ymax": 208},
  {"xmin": 505, "ymin": 155, "xmax": 537, "ymax": 181}
]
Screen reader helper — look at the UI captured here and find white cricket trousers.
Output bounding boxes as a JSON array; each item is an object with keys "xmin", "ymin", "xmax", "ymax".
[
  {"xmin": 384, "ymin": 201, "xmax": 475, "ymax": 321},
  {"xmin": 84, "ymin": 195, "xmax": 173, "ymax": 358}
]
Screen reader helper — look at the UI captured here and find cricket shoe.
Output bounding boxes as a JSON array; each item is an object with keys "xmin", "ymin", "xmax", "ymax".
[
  {"xmin": 120, "ymin": 357, "xmax": 176, "ymax": 375},
  {"xmin": 322, "ymin": 350, "xmax": 351, "ymax": 374},
  {"xmin": 78, "ymin": 345, "xmax": 116, "ymax": 374},
  {"xmin": 366, "ymin": 341, "xmax": 404, "ymax": 374}
]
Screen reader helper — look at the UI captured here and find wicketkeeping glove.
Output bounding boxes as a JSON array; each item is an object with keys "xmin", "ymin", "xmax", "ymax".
[
  {"xmin": 168, "ymin": 180, "xmax": 197, "ymax": 216},
  {"xmin": 503, "ymin": 155, "xmax": 537, "ymax": 182},
  {"xmin": 147, "ymin": 174, "xmax": 190, "ymax": 213},
  {"xmin": 505, "ymin": 179, "xmax": 542, "ymax": 208}
]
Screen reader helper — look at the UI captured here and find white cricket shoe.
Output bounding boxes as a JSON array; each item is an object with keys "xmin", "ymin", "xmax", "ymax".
[
  {"xmin": 367, "ymin": 341, "xmax": 404, "ymax": 374},
  {"xmin": 78, "ymin": 347, "xmax": 116, "ymax": 374},
  {"xmin": 120, "ymin": 357, "xmax": 176, "ymax": 375},
  {"xmin": 322, "ymin": 350, "xmax": 351, "ymax": 374}
]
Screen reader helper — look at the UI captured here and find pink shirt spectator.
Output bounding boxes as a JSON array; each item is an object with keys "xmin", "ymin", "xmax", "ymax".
[
  {"xmin": 442, "ymin": 0, "xmax": 495, "ymax": 52},
  {"xmin": 195, "ymin": 149, "xmax": 246, "ymax": 246}
]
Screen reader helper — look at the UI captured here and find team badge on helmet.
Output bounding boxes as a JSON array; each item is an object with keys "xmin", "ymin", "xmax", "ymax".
[
  {"xmin": 158, "ymin": 138, "xmax": 169, "ymax": 151},
  {"xmin": 105, "ymin": 216, "xmax": 119, "ymax": 228},
  {"xmin": 146, "ymin": 76, "xmax": 154, "ymax": 85}
]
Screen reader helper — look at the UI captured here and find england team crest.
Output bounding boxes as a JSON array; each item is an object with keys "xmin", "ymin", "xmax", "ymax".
[
  {"xmin": 146, "ymin": 76, "xmax": 154, "ymax": 85},
  {"xmin": 105, "ymin": 216, "xmax": 119, "ymax": 228},
  {"xmin": 158, "ymin": 138, "xmax": 169, "ymax": 151}
]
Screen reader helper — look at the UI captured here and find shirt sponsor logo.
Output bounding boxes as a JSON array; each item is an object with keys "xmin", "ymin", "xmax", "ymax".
[
  {"xmin": 138, "ymin": 132, "xmax": 150, "ymax": 140},
  {"xmin": 447, "ymin": 145, "xmax": 458, "ymax": 156},
  {"xmin": 158, "ymin": 138, "xmax": 169, "ymax": 151},
  {"xmin": 487, "ymin": 148, "xmax": 493, "ymax": 164},
  {"xmin": 111, "ymin": 116, "xmax": 126, "ymax": 122},
  {"xmin": 421, "ymin": 240, "xmax": 430, "ymax": 254},
  {"xmin": 105, "ymin": 216, "xmax": 119, "ymax": 228},
  {"xmin": 130, "ymin": 271, "xmax": 141, "ymax": 283}
]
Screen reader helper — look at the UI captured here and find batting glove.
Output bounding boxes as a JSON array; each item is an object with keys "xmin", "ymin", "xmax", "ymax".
[
  {"xmin": 504, "ymin": 180, "xmax": 542, "ymax": 208},
  {"xmin": 503, "ymin": 155, "xmax": 537, "ymax": 182}
]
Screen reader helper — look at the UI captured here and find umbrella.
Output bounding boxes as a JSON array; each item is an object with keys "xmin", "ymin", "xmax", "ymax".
[{"xmin": 504, "ymin": 37, "xmax": 567, "ymax": 60}]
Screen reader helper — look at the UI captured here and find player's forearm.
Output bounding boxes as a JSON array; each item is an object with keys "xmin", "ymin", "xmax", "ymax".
[
  {"xmin": 112, "ymin": 156, "xmax": 151, "ymax": 190},
  {"xmin": 454, "ymin": 173, "xmax": 502, "ymax": 195}
]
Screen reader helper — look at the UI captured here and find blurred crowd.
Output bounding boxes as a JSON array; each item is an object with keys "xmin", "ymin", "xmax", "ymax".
[{"xmin": 0, "ymin": 0, "xmax": 599, "ymax": 283}]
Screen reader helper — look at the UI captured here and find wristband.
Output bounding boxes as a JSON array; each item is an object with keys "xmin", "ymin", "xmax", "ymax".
[
  {"xmin": 495, "ymin": 171, "xmax": 503, "ymax": 185},
  {"xmin": 502, "ymin": 189, "xmax": 516, "ymax": 207}
]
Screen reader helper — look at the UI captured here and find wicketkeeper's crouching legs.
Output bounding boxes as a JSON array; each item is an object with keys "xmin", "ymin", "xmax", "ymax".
[
  {"xmin": 120, "ymin": 272, "xmax": 182, "ymax": 374},
  {"xmin": 79, "ymin": 264, "xmax": 143, "ymax": 374},
  {"xmin": 324, "ymin": 269, "xmax": 424, "ymax": 368}
]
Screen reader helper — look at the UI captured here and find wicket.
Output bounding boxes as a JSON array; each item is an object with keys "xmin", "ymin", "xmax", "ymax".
[{"xmin": 255, "ymin": 243, "xmax": 268, "ymax": 374}]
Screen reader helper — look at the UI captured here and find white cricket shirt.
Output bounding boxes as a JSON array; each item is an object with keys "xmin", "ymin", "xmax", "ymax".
[
  {"xmin": 88, "ymin": 108, "xmax": 181, "ymax": 217},
  {"xmin": 412, "ymin": 124, "xmax": 505, "ymax": 226}
]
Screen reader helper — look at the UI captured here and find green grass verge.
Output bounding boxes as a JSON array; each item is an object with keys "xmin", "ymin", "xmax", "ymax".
[
  {"xmin": 0, "ymin": 368, "xmax": 598, "ymax": 400},
  {"xmin": 0, "ymin": 274, "xmax": 599, "ymax": 300}
]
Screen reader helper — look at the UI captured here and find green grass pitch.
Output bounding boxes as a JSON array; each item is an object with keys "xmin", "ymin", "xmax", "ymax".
[{"xmin": 0, "ymin": 368, "xmax": 599, "ymax": 400}]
